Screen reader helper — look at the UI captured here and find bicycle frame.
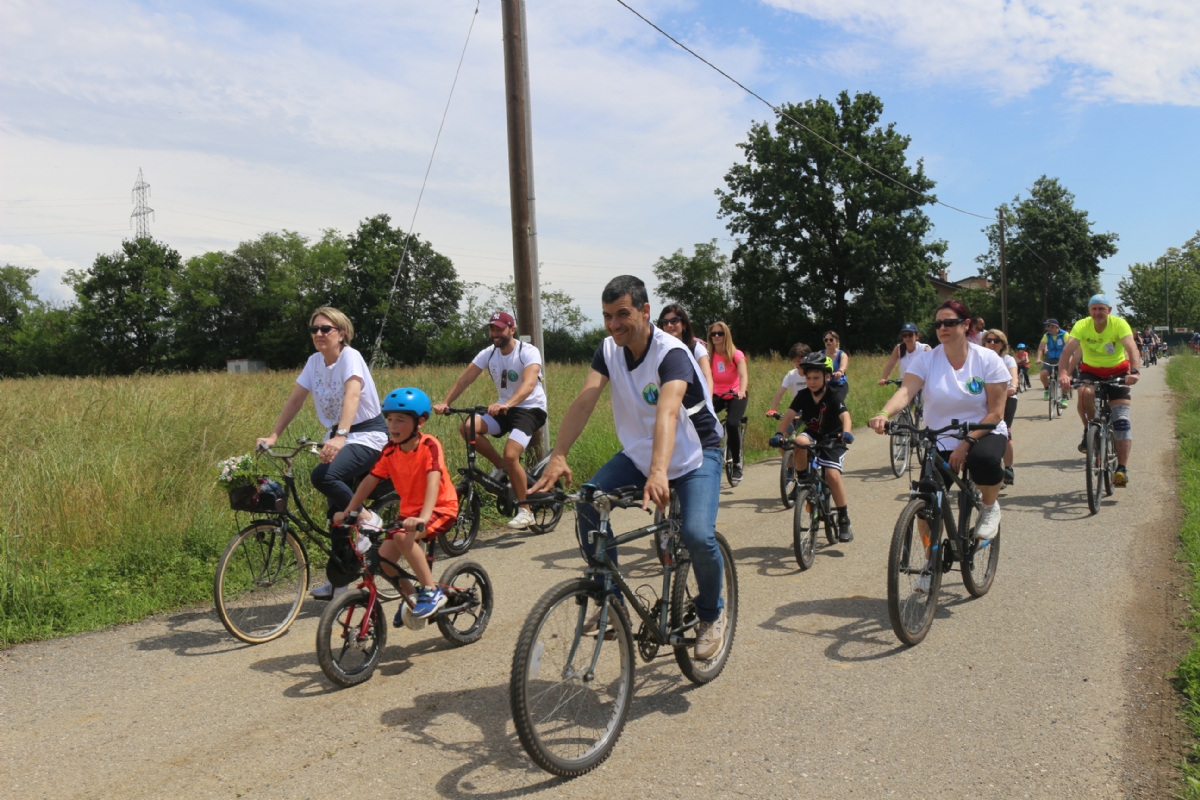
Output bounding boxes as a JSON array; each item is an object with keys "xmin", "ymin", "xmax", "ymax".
[{"xmin": 444, "ymin": 405, "xmax": 549, "ymax": 512}]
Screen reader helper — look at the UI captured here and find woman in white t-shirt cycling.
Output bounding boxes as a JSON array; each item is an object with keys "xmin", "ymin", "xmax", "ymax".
[
  {"xmin": 657, "ymin": 303, "xmax": 714, "ymax": 393},
  {"xmin": 982, "ymin": 328, "xmax": 1019, "ymax": 486},
  {"xmin": 869, "ymin": 299, "xmax": 1009, "ymax": 544},
  {"xmin": 257, "ymin": 307, "xmax": 388, "ymax": 599}
]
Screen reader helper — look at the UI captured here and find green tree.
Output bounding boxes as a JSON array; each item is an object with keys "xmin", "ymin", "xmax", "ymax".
[
  {"xmin": 976, "ymin": 176, "xmax": 1118, "ymax": 337},
  {"xmin": 6, "ymin": 303, "xmax": 88, "ymax": 376},
  {"xmin": 1117, "ymin": 232, "xmax": 1200, "ymax": 331},
  {"xmin": 65, "ymin": 238, "xmax": 182, "ymax": 373},
  {"xmin": 486, "ymin": 280, "xmax": 587, "ymax": 336},
  {"xmin": 0, "ymin": 265, "xmax": 38, "ymax": 372},
  {"xmin": 652, "ymin": 240, "xmax": 732, "ymax": 331},
  {"xmin": 717, "ymin": 91, "xmax": 943, "ymax": 352},
  {"xmin": 343, "ymin": 215, "xmax": 461, "ymax": 366}
]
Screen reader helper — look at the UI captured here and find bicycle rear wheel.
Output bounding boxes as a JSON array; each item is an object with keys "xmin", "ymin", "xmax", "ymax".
[
  {"xmin": 791, "ymin": 488, "xmax": 816, "ymax": 570},
  {"xmin": 671, "ymin": 531, "xmax": 738, "ymax": 683},
  {"xmin": 439, "ymin": 483, "xmax": 480, "ymax": 556},
  {"xmin": 510, "ymin": 580, "xmax": 634, "ymax": 778},
  {"xmin": 889, "ymin": 409, "xmax": 912, "ymax": 477},
  {"xmin": 316, "ymin": 588, "xmax": 386, "ymax": 688},
  {"xmin": 779, "ymin": 450, "xmax": 796, "ymax": 508},
  {"xmin": 1085, "ymin": 425, "xmax": 1103, "ymax": 514},
  {"xmin": 214, "ymin": 521, "xmax": 308, "ymax": 644},
  {"xmin": 527, "ymin": 474, "xmax": 566, "ymax": 535},
  {"xmin": 960, "ymin": 501, "xmax": 1000, "ymax": 597},
  {"xmin": 723, "ymin": 437, "xmax": 735, "ymax": 487},
  {"xmin": 435, "ymin": 559, "xmax": 493, "ymax": 646},
  {"xmin": 1104, "ymin": 427, "xmax": 1118, "ymax": 497},
  {"xmin": 887, "ymin": 499, "xmax": 942, "ymax": 646}
]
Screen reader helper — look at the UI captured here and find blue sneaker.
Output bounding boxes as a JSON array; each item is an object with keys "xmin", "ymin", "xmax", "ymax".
[{"xmin": 411, "ymin": 586, "xmax": 447, "ymax": 619}]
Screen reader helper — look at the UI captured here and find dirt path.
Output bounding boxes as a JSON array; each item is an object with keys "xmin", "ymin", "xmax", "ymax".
[{"xmin": 0, "ymin": 365, "xmax": 1188, "ymax": 799}]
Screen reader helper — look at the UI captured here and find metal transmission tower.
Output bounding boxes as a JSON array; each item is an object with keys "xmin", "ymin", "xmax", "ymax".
[{"xmin": 130, "ymin": 168, "xmax": 154, "ymax": 238}]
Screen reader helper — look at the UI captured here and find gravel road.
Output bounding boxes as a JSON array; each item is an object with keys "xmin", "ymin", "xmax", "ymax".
[{"xmin": 0, "ymin": 365, "xmax": 1188, "ymax": 799}]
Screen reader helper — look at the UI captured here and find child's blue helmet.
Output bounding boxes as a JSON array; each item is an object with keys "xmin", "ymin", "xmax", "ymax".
[{"xmin": 382, "ymin": 387, "xmax": 431, "ymax": 419}]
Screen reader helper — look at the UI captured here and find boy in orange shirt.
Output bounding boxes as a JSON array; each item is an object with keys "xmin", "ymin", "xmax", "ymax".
[{"xmin": 335, "ymin": 387, "xmax": 459, "ymax": 622}]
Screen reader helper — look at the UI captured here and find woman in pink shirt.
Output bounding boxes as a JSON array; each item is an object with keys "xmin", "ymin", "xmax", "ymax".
[{"xmin": 707, "ymin": 321, "xmax": 749, "ymax": 484}]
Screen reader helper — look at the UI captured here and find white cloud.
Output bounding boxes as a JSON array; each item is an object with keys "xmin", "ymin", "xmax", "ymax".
[
  {"xmin": 0, "ymin": 242, "xmax": 81, "ymax": 303},
  {"xmin": 765, "ymin": 0, "xmax": 1200, "ymax": 104}
]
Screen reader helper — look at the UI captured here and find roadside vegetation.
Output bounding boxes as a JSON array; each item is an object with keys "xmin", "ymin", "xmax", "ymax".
[
  {"xmin": 0, "ymin": 354, "xmax": 895, "ymax": 646},
  {"xmin": 1169, "ymin": 353, "xmax": 1200, "ymax": 796}
]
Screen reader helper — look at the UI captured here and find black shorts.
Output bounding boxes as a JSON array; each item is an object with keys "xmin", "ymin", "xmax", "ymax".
[
  {"xmin": 483, "ymin": 406, "xmax": 547, "ymax": 448},
  {"xmin": 937, "ymin": 433, "xmax": 1006, "ymax": 487}
]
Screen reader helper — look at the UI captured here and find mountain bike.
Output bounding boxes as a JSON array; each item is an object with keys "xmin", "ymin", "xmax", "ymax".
[
  {"xmin": 316, "ymin": 520, "xmax": 493, "ymax": 688},
  {"xmin": 436, "ymin": 406, "xmax": 565, "ymax": 555},
  {"xmin": 1074, "ymin": 375, "xmax": 1128, "ymax": 515},
  {"xmin": 213, "ymin": 439, "xmax": 400, "ymax": 644},
  {"xmin": 883, "ymin": 379, "xmax": 923, "ymax": 478},
  {"xmin": 509, "ymin": 485, "xmax": 738, "ymax": 778},
  {"xmin": 1044, "ymin": 361, "xmax": 1065, "ymax": 420},
  {"xmin": 714, "ymin": 392, "xmax": 748, "ymax": 487},
  {"xmin": 779, "ymin": 435, "xmax": 847, "ymax": 570},
  {"xmin": 881, "ymin": 420, "xmax": 1001, "ymax": 646},
  {"xmin": 1017, "ymin": 367, "xmax": 1031, "ymax": 393}
]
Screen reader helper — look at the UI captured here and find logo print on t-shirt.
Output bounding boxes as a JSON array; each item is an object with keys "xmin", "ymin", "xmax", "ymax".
[
  {"xmin": 507, "ymin": 369, "xmax": 519, "ymax": 382},
  {"xmin": 717, "ymin": 361, "xmax": 726, "ymax": 372},
  {"xmin": 642, "ymin": 383, "xmax": 659, "ymax": 405},
  {"xmin": 965, "ymin": 377, "xmax": 984, "ymax": 395}
]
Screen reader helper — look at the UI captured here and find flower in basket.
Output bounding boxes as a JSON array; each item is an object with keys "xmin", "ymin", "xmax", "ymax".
[{"xmin": 216, "ymin": 454, "xmax": 258, "ymax": 488}]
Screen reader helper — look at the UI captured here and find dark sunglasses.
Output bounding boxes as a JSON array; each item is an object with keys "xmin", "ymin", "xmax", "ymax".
[
  {"xmin": 709, "ymin": 330, "xmax": 725, "ymax": 337},
  {"xmin": 932, "ymin": 318, "xmax": 967, "ymax": 329},
  {"xmin": 983, "ymin": 337, "xmax": 1002, "ymax": 344},
  {"xmin": 308, "ymin": 324, "xmax": 339, "ymax": 335},
  {"xmin": 823, "ymin": 338, "xmax": 837, "ymax": 343},
  {"xmin": 660, "ymin": 317, "xmax": 682, "ymax": 326},
  {"xmin": 900, "ymin": 332, "xmax": 916, "ymax": 338}
]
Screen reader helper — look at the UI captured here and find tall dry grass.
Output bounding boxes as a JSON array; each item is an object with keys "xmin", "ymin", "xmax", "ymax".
[{"xmin": 0, "ymin": 352, "xmax": 894, "ymax": 645}]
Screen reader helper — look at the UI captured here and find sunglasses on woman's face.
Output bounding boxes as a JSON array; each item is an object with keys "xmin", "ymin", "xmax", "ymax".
[
  {"xmin": 660, "ymin": 317, "xmax": 682, "ymax": 326},
  {"xmin": 900, "ymin": 332, "xmax": 915, "ymax": 338},
  {"xmin": 823, "ymin": 338, "xmax": 836, "ymax": 343},
  {"xmin": 309, "ymin": 324, "xmax": 338, "ymax": 335},
  {"xmin": 710, "ymin": 330, "xmax": 725, "ymax": 337},
  {"xmin": 932, "ymin": 318, "xmax": 967, "ymax": 329},
  {"xmin": 984, "ymin": 337, "xmax": 1002, "ymax": 344}
]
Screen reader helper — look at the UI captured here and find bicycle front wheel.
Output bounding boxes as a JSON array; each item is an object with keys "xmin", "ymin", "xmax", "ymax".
[
  {"xmin": 960, "ymin": 501, "xmax": 1000, "ymax": 598},
  {"xmin": 671, "ymin": 531, "xmax": 738, "ymax": 684},
  {"xmin": 889, "ymin": 410, "xmax": 912, "ymax": 477},
  {"xmin": 214, "ymin": 521, "xmax": 308, "ymax": 644},
  {"xmin": 439, "ymin": 483, "xmax": 480, "ymax": 556},
  {"xmin": 435, "ymin": 559, "xmax": 493, "ymax": 646},
  {"xmin": 510, "ymin": 580, "xmax": 634, "ymax": 778},
  {"xmin": 887, "ymin": 499, "xmax": 942, "ymax": 646},
  {"xmin": 780, "ymin": 450, "xmax": 796, "ymax": 508},
  {"xmin": 1086, "ymin": 425, "xmax": 1103, "ymax": 514},
  {"xmin": 1104, "ymin": 427, "xmax": 1118, "ymax": 497},
  {"xmin": 316, "ymin": 588, "xmax": 386, "ymax": 688},
  {"xmin": 792, "ymin": 488, "xmax": 816, "ymax": 570}
]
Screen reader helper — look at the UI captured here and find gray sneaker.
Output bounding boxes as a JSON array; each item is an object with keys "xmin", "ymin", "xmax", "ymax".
[
  {"xmin": 489, "ymin": 466, "xmax": 507, "ymax": 482},
  {"xmin": 694, "ymin": 610, "xmax": 726, "ymax": 660},
  {"xmin": 975, "ymin": 503, "xmax": 1001, "ymax": 540}
]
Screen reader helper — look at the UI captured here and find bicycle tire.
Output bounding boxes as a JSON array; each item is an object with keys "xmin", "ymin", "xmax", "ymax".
[
  {"xmin": 887, "ymin": 498, "xmax": 942, "ymax": 646},
  {"xmin": 435, "ymin": 559, "xmax": 493, "ymax": 646},
  {"xmin": 723, "ymin": 438, "xmax": 735, "ymax": 487},
  {"xmin": 527, "ymin": 474, "xmax": 566, "ymax": 535},
  {"xmin": 780, "ymin": 450, "xmax": 796, "ymax": 508},
  {"xmin": 439, "ymin": 483, "xmax": 480, "ymax": 556},
  {"xmin": 1086, "ymin": 425, "xmax": 1103, "ymax": 514},
  {"xmin": 822, "ymin": 487, "xmax": 839, "ymax": 545},
  {"xmin": 316, "ymin": 588, "xmax": 386, "ymax": 688},
  {"xmin": 214, "ymin": 521, "xmax": 308, "ymax": 644},
  {"xmin": 367, "ymin": 494, "xmax": 402, "ymax": 601},
  {"xmin": 960, "ymin": 500, "xmax": 1000, "ymax": 598},
  {"xmin": 791, "ymin": 487, "xmax": 815, "ymax": 570},
  {"xmin": 1104, "ymin": 426, "xmax": 1118, "ymax": 497},
  {"xmin": 509, "ymin": 579, "xmax": 634, "ymax": 778},
  {"xmin": 889, "ymin": 409, "xmax": 912, "ymax": 477},
  {"xmin": 670, "ymin": 531, "xmax": 738, "ymax": 684}
]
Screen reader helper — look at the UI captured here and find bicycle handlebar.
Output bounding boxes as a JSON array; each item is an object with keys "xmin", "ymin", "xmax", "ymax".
[
  {"xmin": 883, "ymin": 419, "xmax": 996, "ymax": 439},
  {"xmin": 1070, "ymin": 376, "xmax": 1128, "ymax": 388},
  {"xmin": 443, "ymin": 405, "xmax": 492, "ymax": 417},
  {"xmin": 256, "ymin": 438, "xmax": 321, "ymax": 459},
  {"xmin": 883, "ymin": 379, "xmax": 903, "ymax": 386},
  {"xmin": 527, "ymin": 484, "xmax": 645, "ymax": 511},
  {"xmin": 778, "ymin": 434, "xmax": 849, "ymax": 451}
]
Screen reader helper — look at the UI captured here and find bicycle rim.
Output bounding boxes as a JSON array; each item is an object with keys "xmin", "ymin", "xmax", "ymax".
[
  {"xmin": 960, "ymin": 501, "xmax": 1000, "ymax": 598},
  {"xmin": 1086, "ymin": 426, "xmax": 1103, "ymax": 514},
  {"xmin": 316, "ymin": 588, "xmax": 386, "ymax": 688},
  {"xmin": 1104, "ymin": 428, "xmax": 1118, "ymax": 496},
  {"xmin": 887, "ymin": 499, "xmax": 940, "ymax": 646},
  {"xmin": 792, "ymin": 488, "xmax": 815, "ymax": 570},
  {"xmin": 671, "ymin": 531, "xmax": 738, "ymax": 684},
  {"xmin": 510, "ymin": 581, "xmax": 634, "ymax": 778},
  {"xmin": 440, "ymin": 484, "xmax": 480, "ymax": 556},
  {"xmin": 779, "ymin": 451, "xmax": 796, "ymax": 508},
  {"xmin": 214, "ymin": 522, "xmax": 307, "ymax": 644}
]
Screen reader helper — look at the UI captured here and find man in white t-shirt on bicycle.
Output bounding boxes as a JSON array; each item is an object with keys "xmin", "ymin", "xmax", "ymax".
[{"xmin": 434, "ymin": 311, "xmax": 548, "ymax": 530}]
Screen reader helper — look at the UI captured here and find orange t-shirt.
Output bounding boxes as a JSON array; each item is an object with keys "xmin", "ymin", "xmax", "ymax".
[{"xmin": 369, "ymin": 433, "xmax": 459, "ymax": 521}]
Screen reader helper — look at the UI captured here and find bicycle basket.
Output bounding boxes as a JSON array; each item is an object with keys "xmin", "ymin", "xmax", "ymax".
[{"xmin": 227, "ymin": 478, "xmax": 287, "ymax": 513}]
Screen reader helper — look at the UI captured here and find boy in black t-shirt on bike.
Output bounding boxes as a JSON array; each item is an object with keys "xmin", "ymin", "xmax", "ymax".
[{"xmin": 769, "ymin": 352, "xmax": 855, "ymax": 542}]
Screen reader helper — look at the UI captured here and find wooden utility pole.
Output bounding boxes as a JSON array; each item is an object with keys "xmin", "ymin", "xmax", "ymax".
[
  {"xmin": 998, "ymin": 209, "xmax": 1008, "ymax": 339},
  {"xmin": 501, "ymin": 0, "xmax": 547, "ymax": 455}
]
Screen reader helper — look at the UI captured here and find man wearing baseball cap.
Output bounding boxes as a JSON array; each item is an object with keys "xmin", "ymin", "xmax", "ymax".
[
  {"xmin": 434, "ymin": 311, "xmax": 548, "ymax": 529},
  {"xmin": 1036, "ymin": 318, "xmax": 1069, "ymax": 406},
  {"xmin": 1058, "ymin": 294, "xmax": 1140, "ymax": 486}
]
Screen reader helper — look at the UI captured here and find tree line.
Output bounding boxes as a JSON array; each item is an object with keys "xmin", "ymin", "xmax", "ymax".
[{"xmin": 1116, "ymin": 232, "xmax": 1200, "ymax": 334}]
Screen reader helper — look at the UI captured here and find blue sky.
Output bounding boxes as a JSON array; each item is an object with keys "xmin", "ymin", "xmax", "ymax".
[{"xmin": 2, "ymin": 0, "xmax": 1197, "ymax": 323}]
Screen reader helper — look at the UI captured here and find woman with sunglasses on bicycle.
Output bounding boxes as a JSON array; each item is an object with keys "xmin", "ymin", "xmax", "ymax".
[
  {"xmin": 708, "ymin": 321, "xmax": 749, "ymax": 484},
  {"xmin": 658, "ymin": 303, "xmax": 714, "ymax": 394},
  {"xmin": 257, "ymin": 307, "xmax": 388, "ymax": 599},
  {"xmin": 868, "ymin": 299, "xmax": 1009, "ymax": 543},
  {"xmin": 821, "ymin": 331, "xmax": 850, "ymax": 404},
  {"xmin": 877, "ymin": 322, "xmax": 930, "ymax": 385},
  {"xmin": 982, "ymin": 329, "xmax": 1019, "ymax": 485}
]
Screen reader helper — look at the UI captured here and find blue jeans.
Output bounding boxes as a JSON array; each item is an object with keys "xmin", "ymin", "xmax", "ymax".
[
  {"xmin": 575, "ymin": 447, "xmax": 725, "ymax": 622},
  {"xmin": 310, "ymin": 442, "xmax": 382, "ymax": 519}
]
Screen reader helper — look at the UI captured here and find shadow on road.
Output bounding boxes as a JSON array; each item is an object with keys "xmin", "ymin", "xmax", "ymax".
[
  {"xmin": 1000, "ymin": 491, "xmax": 1093, "ymax": 521},
  {"xmin": 732, "ymin": 543, "xmax": 844, "ymax": 578},
  {"xmin": 131, "ymin": 603, "xmax": 320, "ymax": 658},
  {"xmin": 722, "ymin": 495, "xmax": 790, "ymax": 515}
]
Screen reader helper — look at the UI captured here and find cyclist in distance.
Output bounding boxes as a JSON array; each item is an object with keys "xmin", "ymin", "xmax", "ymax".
[
  {"xmin": 434, "ymin": 311, "xmax": 548, "ymax": 530},
  {"xmin": 766, "ymin": 342, "xmax": 812, "ymax": 420},
  {"xmin": 1015, "ymin": 344, "xmax": 1031, "ymax": 389},
  {"xmin": 868, "ymin": 299, "xmax": 1010, "ymax": 543},
  {"xmin": 982, "ymin": 329, "xmax": 1020, "ymax": 485},
  {"xmin": 256, "ymin": 306, "xmax": 387, "ymax": 601},
  {"xmin": 1036, "ymin": 318, "xmax": 1069, "ymax": 406},
  {"xmin": 1058, "ymin": 295, "xmax": 1140, "ymax": 486},
  {"xmin": 657, "ymin": 303, "xmax": 714, "ymax": 394},
  {"xmin": 968, "ymin": 315, "xmax": 986, "ymax": 345},
  {"xmin": 877, "ymin": 322, "xmax": 931, "ymax": 386},
  {"xmin": 819, "ymin": 330, "xmax": 850, "ymax": 405},
  {"xmin": 531, "ymin": 275, "xmax": 728, "ymax": 660},
  {"xmin": 707, "ymin": 320, "xmax": 749, "ymax": 484},
  {"xmin": 769, "ymin": 352, "xmax": 856, "ymax": 542}
]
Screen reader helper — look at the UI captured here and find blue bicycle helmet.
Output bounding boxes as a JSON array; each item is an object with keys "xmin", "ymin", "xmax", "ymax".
[
  {"xmin": 1017, "ymin": 343, "xmax": 1027, "ymax": 349},
  {"xmin": 382, "ymin": 387, "xmax": 431, "ymax": 419}
]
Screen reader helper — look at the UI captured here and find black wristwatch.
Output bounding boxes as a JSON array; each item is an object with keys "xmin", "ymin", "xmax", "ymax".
[{"xmin": 1129, "ymin": 368, "xmax": 1139, "ymax": 375}]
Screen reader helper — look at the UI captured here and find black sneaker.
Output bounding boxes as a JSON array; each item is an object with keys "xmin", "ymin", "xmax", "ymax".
[
  {"xmin": 1078, "ymin": 431, "xmax": 1088, "ymax": 454},
  {"xmin": 838, "ymin": 519, "xmax": 853, "ymax": 543},
  {"xmin": 1003, "ymin": 466, "xmax": 1015, "ymax": 485},
  {"xmin": 732, "ymin": 465, "xmax": 744, "ymax": 482}
]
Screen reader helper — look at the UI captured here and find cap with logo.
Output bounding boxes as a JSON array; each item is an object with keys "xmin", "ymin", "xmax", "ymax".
[
  {"xmin": 489, "ymin": 311, "xmax": 516, "ymax": 328},
  {"xmin": 899, "ymin": 322, "xmax": 919, "ymax": 334}
]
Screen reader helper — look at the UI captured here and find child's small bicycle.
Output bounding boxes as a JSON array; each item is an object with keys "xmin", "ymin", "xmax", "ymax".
[
  {"xmin": 778, "ymin": 433, "xmax": 848, "ymax": 569},
  {"xmin": 316, "ymin": 520, "xmax": 493, "ymax": 688}
]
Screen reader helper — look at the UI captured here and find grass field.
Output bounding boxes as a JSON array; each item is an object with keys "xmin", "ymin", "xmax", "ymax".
[
  {"xmin": 1167, "ymin": 354, "xmax": 1200, "ymax": 796},
  {"xmin": 0, "ymin": 352, "xmax": 894, "ymax": 646}
]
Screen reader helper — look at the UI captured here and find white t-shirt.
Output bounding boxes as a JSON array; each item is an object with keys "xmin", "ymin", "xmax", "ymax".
[
  {"xmin": 897, "ymin": 342, "xmax": 930, "ymax": 378},
  {"xmin": 471, "ymin": 342, "xmax": 548, "ymax": 411},
  {"xmin": 1001, "ymin": 354, "xmax": 1018, "ymax": 388},
  {"xmin": 779, "ymin": 368, "xmax": 804, "ymax": 399},
  {"xmin": 906, "ymin": 343, "xmax": 1010, "ymax": 449},
  {"xmin": 295, "ymin": 346, "xmax": 387, "ymax": 450},
  {"xmin": 690, "ymin": 340, "xmax": 709, "ymax": 360}
]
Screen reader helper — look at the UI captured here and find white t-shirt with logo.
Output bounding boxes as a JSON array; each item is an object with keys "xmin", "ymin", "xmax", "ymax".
[
  {"xmin": 905, "ymin": 343, "xmax": 1010, "ymax": 449},
  {"xmin": 471, "ymin": 342, "xmax": 548, "ymax": 411},
  {"xmin": 780, "ymin": 368, "xmax": 804, "ymax": 399},
  {"xmin": 295, "ymin": 346, "xmax": 387, "ymax": 450},
  {"xmin": 1001, "ymin": 354, "xmax": 1018, "ymax": 388}
]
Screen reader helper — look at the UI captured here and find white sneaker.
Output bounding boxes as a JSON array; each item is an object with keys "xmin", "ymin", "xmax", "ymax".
[
  {"xmin": 914, "ymin": 574, "xmax": 931, "ymax": 594},
  {"xmin": 354, "ymin": 533, "xmax": 371, "ymax": 554},
  {"xmin": 309, "ymin": 581, "xmax": 334, "ymax": 600},
  {"xmin": 507, "ymin": 507, "xmax": 535, "ymax": 530},
  {"xmin": 357, "ymin": 508, "xmax": 383, "ymax": 533},
  {"xmin": 694, "ymin": 611, "xmax": 727, "ymax": 661},
  {"xmin": 975, "ymin": 502, "xmax": 1001, "ymax": 540}
]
